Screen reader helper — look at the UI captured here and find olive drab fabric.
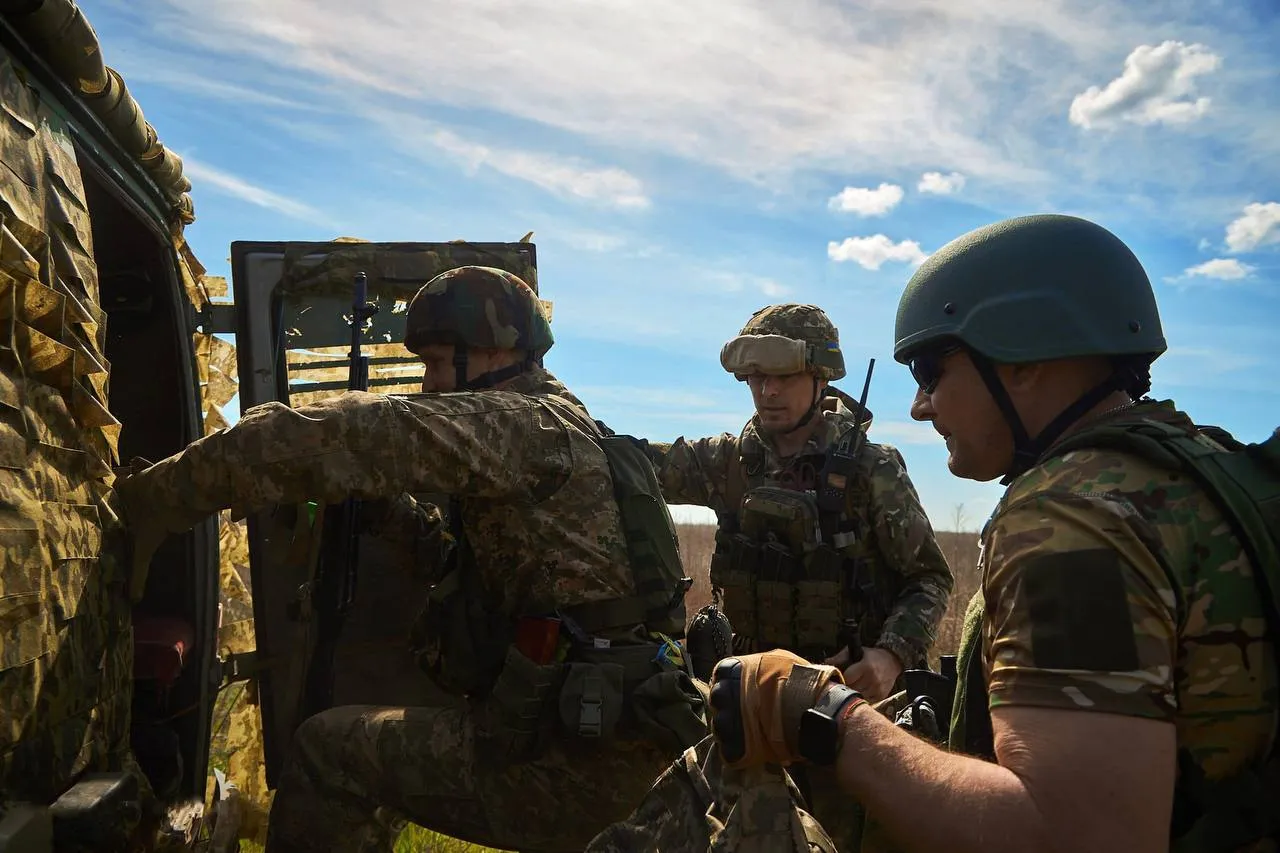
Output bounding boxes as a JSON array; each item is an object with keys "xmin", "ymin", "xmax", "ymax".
[
  {"xmin": 947, "ymin": 401, "xmax": 1279, "ymax": 853},
  {"xmin": 403, "ymin": 265, "xmax": 554, "ymax": 358},
  {"xmin": 892, "ymin": 214, "xmax": 1167, "ymax": 364}
]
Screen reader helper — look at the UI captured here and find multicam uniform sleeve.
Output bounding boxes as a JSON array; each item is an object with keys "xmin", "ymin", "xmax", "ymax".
[
  {"xmin": 126, "ymin": 390, "xmax": 574, "ymax": 519},
  {"xmin": 862, "ymin": 444, "xmax": 955, "ymax": 668},
  {"xmin": 644, "ymin": 433, "xmax": 740, "ymax": 513},
  {"xmin": 982, "ymin": 491, "xmax": 1177, "ymax": 720}
]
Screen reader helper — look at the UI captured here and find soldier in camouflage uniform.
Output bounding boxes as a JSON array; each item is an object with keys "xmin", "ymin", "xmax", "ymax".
[
  {"xmin": 114, "ymin": 267, "xmax": 707, "ymax": 853},
  {"xmin": 652, "ymin": 304, "xmax": 953, "ymax": 697},
  {"xmin": 700, "ymin": 214, "xmax": 1279, "ymax": 852},
  {"xmin": 628, "ymin": 304, "xmax": 952, "ymax": 851}
]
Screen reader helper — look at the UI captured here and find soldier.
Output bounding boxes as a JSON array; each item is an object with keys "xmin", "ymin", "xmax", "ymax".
[
  {"xmin": 114, "ymin": 267, "xmax": 708, "ymax": 853},
  {"xmin": 704, "ymin": 214, "xmax": 1280, "ymax": 851},
  {"xmin": 639, "ymin": 303, "xmax": 952, "ymax": 852},
  {"xmin": 651, "ymin": 304, "xmax": 953, "ymax": 700}
]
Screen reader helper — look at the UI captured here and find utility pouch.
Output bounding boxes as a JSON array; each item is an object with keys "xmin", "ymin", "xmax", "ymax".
[
  {"xmin": 478, "ymin": 643, "xmax": 563, "ymax": 765},
  {"xmin": 755, "ymin": 543, "xmax": 799, "ymax": 648},
  {"xmin": 795, "ymin": 544, "xmax": 842, "ymax": 650},
  {"xmin": 712, "ymin": 533, "xmax": 760, "ymax": 639},
  {"xmin": 558, "ymin": 661, "xmax": 626, "ymax": 742},
  {"xmin": 630, "ymin": 669, "xmax": 711, "ymax": 753}
]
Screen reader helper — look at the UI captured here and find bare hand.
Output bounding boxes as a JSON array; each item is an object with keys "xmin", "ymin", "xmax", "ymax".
[{"xmin": 824, "ymin": 646, "xmax": 903, "ymax": 703}]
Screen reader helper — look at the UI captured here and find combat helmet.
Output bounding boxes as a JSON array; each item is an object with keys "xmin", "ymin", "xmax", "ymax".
[
  {"xmin": 404, "ymin": 265, "xmax": 553, "ymax": 390},
  {"xmin": 893, "ymin": 213, "xmax": 1167, "ymax": 480},
  {"xmin": 722, "ymin": 304, "xmax": 846, "ymax": 381},
  {"xmin": 720, "ymin": 304, "xmax": 847, "ymax": 436}
]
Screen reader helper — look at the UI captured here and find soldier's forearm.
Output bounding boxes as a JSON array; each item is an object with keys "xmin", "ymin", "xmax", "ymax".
[{"xmin": 834, "ymin": 705, "xmax": 1052, "ymax": 853}]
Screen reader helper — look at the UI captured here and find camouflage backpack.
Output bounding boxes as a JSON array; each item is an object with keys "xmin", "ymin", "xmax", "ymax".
[{"xmin": 1051, "ymin": 421, "xmax": 1280, "ymax": 851}]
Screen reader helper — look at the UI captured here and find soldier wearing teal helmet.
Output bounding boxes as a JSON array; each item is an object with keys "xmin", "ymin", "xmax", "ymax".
[{"xmin": 893, "ymin": 213, "xmax": 1167, "ymax": 481}]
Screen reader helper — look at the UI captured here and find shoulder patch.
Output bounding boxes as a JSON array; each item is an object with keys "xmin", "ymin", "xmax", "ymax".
[{"xmin": 1021, "ymin": 548, "xmax": 1141, "ymax": 672}]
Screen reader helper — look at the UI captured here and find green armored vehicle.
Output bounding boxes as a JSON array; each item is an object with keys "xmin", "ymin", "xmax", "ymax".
[{"xmin": 0, "ymin": 3, "xmax": 541, "ymax": 849}]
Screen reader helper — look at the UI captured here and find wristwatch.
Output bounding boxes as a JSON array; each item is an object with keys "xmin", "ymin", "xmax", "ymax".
[{"xmin": 798, "ymin": 683, "xmax": 864, "ymax": 765}]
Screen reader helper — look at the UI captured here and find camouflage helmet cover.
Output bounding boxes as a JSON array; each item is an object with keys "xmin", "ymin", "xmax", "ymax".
[
  {"xmin": 404, "ymin": 265, "xmax": 554, "ymax": 358},
  {"xmin": 722, "ymin": 303, "xmax": 846, "ymax": 381}
]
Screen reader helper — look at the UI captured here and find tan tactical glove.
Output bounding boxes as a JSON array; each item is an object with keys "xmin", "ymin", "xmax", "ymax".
[{"xmin": 708, "ymin": 649, "xmax": 850, "ymax": 769}]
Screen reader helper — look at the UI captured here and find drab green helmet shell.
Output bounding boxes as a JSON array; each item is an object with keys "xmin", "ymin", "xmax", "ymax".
[
  {"xmin": 404, "ymin": 265, "xmax": 554, "ymax": 359},
  {"xmin": 893, "ymin": 214, "xmax": 1167, "ymax": 365}
]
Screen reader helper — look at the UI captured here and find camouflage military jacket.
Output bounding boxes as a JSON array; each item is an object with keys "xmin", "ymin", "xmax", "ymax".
[
  {"xmin": 979, "ymin": 400, "xmax": 1276, "ymax": 788},
  {"xmin": 122, "ymin": 368, "xmax": 638, "ymax": 623},
  {"xmin": 648, "ymin": 397, "xmax": 953, "ymax": 668}
]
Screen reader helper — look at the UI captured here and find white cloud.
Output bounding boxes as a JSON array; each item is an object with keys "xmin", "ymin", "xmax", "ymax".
[
  {"xmin": 1181, "ymin": 258, "xmax": 1256, "ymax": 281},
  {"xmin": 918, "ymin": 171, "xmax": 967, "ymax": 194},
  {"xmin": 759, "ymin": 279, "xmax": 790, "ymax": 298},
  {"xmin": 827, "ymin": 235, "xmax": 928, "ymax": 270},
  {"xmin": 180, "ymin": 156, "xmax": 334, "ymax": 226},
  {"xmin": 828, "ymin": 183, "xmax": 904, "ymax": 216},
  {"xmin": 424, "ymin": 128, "xmax": 649, "ymax": 210},
  {"xmin": 1225, "ymin": 202, "xmax": 1280, "ymax": 253},
  {"xmin": 1069, "ymin": 41, "xmax": 1221, "ymax": 130},
  {"xmin": 142, "ymin": 0, "xmax": 1142, "ymax": 187},
  {"xmin": 869, "ymin": 420, "xmax": 942, "ymax": 445}
]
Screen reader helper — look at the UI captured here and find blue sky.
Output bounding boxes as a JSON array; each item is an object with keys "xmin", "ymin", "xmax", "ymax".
[{"xmin": 86, "ymin": 0, "xmax": 1279, "ymax": 531}]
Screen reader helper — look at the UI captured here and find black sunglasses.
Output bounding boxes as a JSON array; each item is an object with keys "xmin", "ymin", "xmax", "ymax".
[{"xmin": 908, "ymin": 345, "xmax": 962, "ymax": 394}]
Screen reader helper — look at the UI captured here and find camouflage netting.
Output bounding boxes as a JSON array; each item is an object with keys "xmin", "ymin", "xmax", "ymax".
[{"xmin": 0, "ymin": 32, "xmax": 132, "ymax": 809}]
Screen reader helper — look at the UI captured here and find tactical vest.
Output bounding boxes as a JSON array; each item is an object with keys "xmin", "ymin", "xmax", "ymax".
[
  {"xmin": 948, "ymin": 421, "xmax": 1280, "ymax": 852},
  {"xmin": 709, "ymin": 426, "xmax": 896, "ymax": 661},
  {"xmin": 412, "ymin": 401, "xmax": 705, "ymax": 759}
]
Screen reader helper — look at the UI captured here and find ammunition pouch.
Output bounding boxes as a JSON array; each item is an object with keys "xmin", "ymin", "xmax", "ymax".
[
  {"xmin": 710, "ymin": 530, "xmax": 759, "ymax": 640},
  {"xmin": 713, "ymin": 485, "xmax": 850, "ymax": 656},
  {"xmin": 478, "ymin": 643, "xmax": 565, "ymax": 766},
  {"xmin": 561, "ymin": 642, "xmax": 709, "ymax": 752}
]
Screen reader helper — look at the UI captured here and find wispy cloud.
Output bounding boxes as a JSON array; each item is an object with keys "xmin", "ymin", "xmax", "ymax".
[
  {"xmin": 1176, "ymin": 258, "xmax": 1256, "ymax": 282},
  {"xmin": 1225, "ymin": 202, "xmax": 1280, "ymax": 253},
  {"xmin": 1069, "ymin": 41, "xmax": 1222, "ymax": 130},
  {"xmin": 180, "ymin": 155, "xmax": 334, "ymax": 226},
  {"xmin": 917, "ymin": 171, "xmax": 967, "ymax": 194},
  {"xmin": 828, "ymin": 183, "xmax": 904, "ymax": 216},
  {"xmin": 828, "ymin": 235, "xmax": 928, "ymax": 270},
  {"xmin": 423, "ymin": 128, "xmax": 650, "ymax": 210}
]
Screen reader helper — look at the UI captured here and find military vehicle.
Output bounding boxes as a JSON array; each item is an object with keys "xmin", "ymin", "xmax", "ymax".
[{"xmin": 0, "ymin": 3, "xmax": 540, "ymax": 849}]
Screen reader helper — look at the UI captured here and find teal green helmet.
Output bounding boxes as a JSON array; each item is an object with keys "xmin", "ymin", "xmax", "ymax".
[{"xmin": 893, "ymin": 214, "xmax": 1166, "ymax": 366}]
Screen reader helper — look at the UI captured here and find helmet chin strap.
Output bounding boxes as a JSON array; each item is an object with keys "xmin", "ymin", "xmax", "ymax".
[
  {"xmin": 452, "ymin": 343, "xmax": 531, "ymax": 391},
  {"xmin": 967, "ymin": 352, "xmax": 1137, "ymax": 485}
]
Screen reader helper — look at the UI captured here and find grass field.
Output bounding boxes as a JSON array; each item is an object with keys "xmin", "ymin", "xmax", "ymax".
[{"xmin": 366, "ymin": 522, "xmax": 983, "ymax": 852}]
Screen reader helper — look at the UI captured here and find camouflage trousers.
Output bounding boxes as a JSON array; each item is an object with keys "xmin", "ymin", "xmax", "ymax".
[
  {"xmin": 263, "ymin": 701, "xmax": 675, "ymax": 853},
  {"xmin": 585, "ymin": 735, "xmax": 839, "ymax": 853}
]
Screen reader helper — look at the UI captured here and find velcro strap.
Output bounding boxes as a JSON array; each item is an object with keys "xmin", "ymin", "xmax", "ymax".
[{"xmin": 780, "ymin": 663, "xmax": 841, "ymax": 758}]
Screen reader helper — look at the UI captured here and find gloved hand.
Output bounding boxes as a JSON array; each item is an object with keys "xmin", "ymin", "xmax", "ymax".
[
  {"xmin": 113, "ymin": 456, "xmax": 210, "ymax": 602},
  {"xmin": 709, "ymin": 648, "xmax": 845, "ymax": 769}
]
